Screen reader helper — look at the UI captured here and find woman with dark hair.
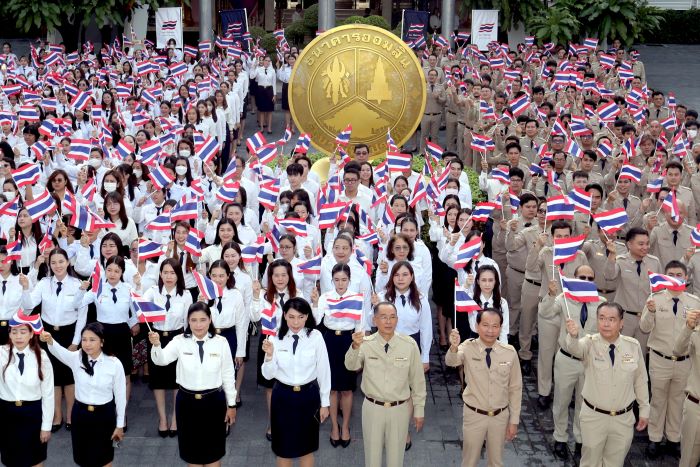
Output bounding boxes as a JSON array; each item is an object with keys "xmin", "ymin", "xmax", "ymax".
[
  {"xmin": 440, "ymin": 221, "xmax": 501, "ymax": 293},
  {"xmin": 470, "ymin": 264, "xmax": 509, "ymax": 342},
  {"xmin": 207, "ymin": 260, "xmax": 247, "ymax": 369},
  {"xmin": 103, "ymin": 191, "xmax": 138, "ymax": 247},
  {"xmin": 41, "ymin": 322, "xmax": 127, "ymax": 467},
  {"xmin": 199, "ymin": 218, "xmax": 241, "ymax": 271},
  {"xmin": 252, "ymin": 259, "xmax": 300, "ymax": 440},
  {"xmin": 20, "ymin": 248, "xmax": 89, "ymax": 432},
  {"xmin": 262, "ymin": 234, "xmax": 316, "ymax": 302},
  {"xmin": 0, "ymin": 312, "xmax": 54, "ymax": 467},
  {"xmin": 149, "ymin": 302, "xmax": 237, "ymax": 466},
  {"xmin": 169, "ymin": 221, "xmax": 199, "ymax": 300},
  {"xmin": 0, "ymin": 246, "xmax": 22, "ymax": 345},
  {"xmin": 142, "ymin": 258, "xmax": 193, "ymax": 437},
  {"xmin": 94, "ymin": 169, "xmax": 133, "ymax": 216},
  {"xmin": 14, "ymin": 207, "xmax": 44, "ymax": 274},
  {"xmin": 375, "ymin": 233, "xmax": 428, "ymax": 296},
  {"xmin": 46, "ymin": 169, "xmax": 75, "ymax": 202},
  {"xmin": 74, "ymin": 232, "xmax": 139, "ymax": 285},
  {"xmin": 262, "ymin": 297, "xmax": 331, "ymax": 465}
]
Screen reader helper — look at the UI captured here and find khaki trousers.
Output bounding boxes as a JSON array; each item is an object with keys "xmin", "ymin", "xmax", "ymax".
[
  {"xmin": 446, "ymin": 111, "xmax": 459, "ymax": 153},
  {"xmin": 680, "ymin": 396, "xmax": 700, "ymax": 467},
  {"xmin": 580, "ymin": 404, "xmax": 635, "ymax": 467},
  {"xmin": 648, "ymin": 350, "xmax": 690, "ymax": 442},
  {"xmin": 518, "ymin": 280, "xmax": 540, "ymax": 361},
  {"xmin": 461, "ymin": 405, "xmax": 508, "ymax": 467},
  {"xmin": 505, "ymin": 267, "xmax": 524, "ymax": 336},
  {"xmin": 537, "ymin": 302, "xmax": 561, "ymax": 396},
  {"xmin": 420, "ymin": 114, "xmax": 441, "ymax": 152},
  {"xmin": 552, "ymin": 350, "xmax": 585, "ymax": 443},
  {"xmin": 362, "ymin": 398, "xmax": 411, "ymax": 467},
  {"xmin": 621, "ymin": 311, "xmax": 650, "ymax": 355}
]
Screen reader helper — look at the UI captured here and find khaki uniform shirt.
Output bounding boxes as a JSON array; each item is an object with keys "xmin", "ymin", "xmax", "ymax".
[
  {"xmin": 604, "ymin": 194, "xmax": 644, "ymax": 238},
  {"xmin": 640, "ymin": 290, "xmax": 700, "ymax": 356},
  {"xmin": 670, "ymin": 186, "xmax": 697, "ymax": 226},
  {"xmin": 582, "ymin": 240, "xmax": 625, "ymax": 293},
  {"xmin": 540, "ymin": 294, "xmax": 604, "ymax": 348},
  {"xmin": 345, "ymin": 332, "xmax": 427, "ymax": 417},
  {"xmin": 649, "ymin": 223, "xmax": 692, "ymax": 269},
  {"xmin": 445, "ymin": 338, "xmax": 522, "ymax": 424},
  {"xmin": 530, "ymin": 245, "xmax": 588, "ymax": 298},
  {"xmin": 563, "ymin": 333, "xmax": 650, "ymax": 417},
  {"xmin": 673, "ymin": 324, "xmax": 700, "ymax": 398},
  {"xmin": 682, "ymin": 251, "xmax": 700, "ymax": 296},
  {"xmin": 505, "ymin": 222, "xmax": 539, "ymax": 273},
  {"xmin": 605, "ymin": 253, "xmax": 662, "ymax": 313},
  {"xmin": 425, "ymin": 83, "xmax": 446, "ymax": 114}
]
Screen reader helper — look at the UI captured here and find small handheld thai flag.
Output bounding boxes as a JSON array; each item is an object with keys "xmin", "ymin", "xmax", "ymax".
[
  {"xmin": 646, "ymin": 178, "xmax": 663, "ymax": 193},
  {"xmin": 260, "ymin": 302, "xmax": 277, "ymax": 336},
  {"xmin": 146, "ymin": 213, "xmax": 172, "ymax": 231},
  {"xmin": 470, "ymin": 133, "xmax": 496, "ymax": 152},
  {"xmin": 661, "ymin": 190, "xmax": 681, "ymax": 222},
  {"xmin": 277, "ymin": 127, "xmax": 293, "ymax": 146},
  {"xmin": 258, "ymin": 181, "xmax": 280, "ymax": 211},
  {"xmin": 597, "ymin": 140, "xmax": 613, "ymax": 159},
  {"xmin": 355, "ymin": 248, "xmax": 373, "ymax": 275},
  {"xmin": 530, "ymin": 163, "xmax": 545, "ymax": 177},
  {"xmin": 137, "ymin": 238, "xmax": 165, "ymax": 260},
  {"xmin": 171, "ymin": 200, "xmax": 199, "ymax": 221},
  {"xmin": 553, "ymin": 235, "xmax": 586, "ymax": 265},
  {"xmin": 471, "ymin": 202, "xmax": 498, "ymax": 222},
  {"xmin": 327, "ymin": 294, "xmax": 363, "ymax": 320},
  {"xmin": 509, "ymin": 93, "xmax": 530, "ymax": 117},
  {"xmin": 246, "ymin": 131, "xmax": 267, "ymax": 154},
  {"xmin": 335, "ymin": 124, "xmax": 352, "ymax": 147},
  {"xmin": 561, "ymin": 277, "xmax": 599, "ymax": 302},
  {"xmin": 546, "ymin": 195, "xmax": 575, "ymax": 221},
  {"xmin": 131, "ymin": 292, "xmax": 167, "ymax": 323},
  {"xmin": 648, "ymin": 271, "xmax": 685, "ymax": 293},
  {"xmin": 593, "ymin": 208, "xmax": 628, "ymax": 235},
  {"xmin": 25, "ymin": 189, "xmax": 57, "ymax": 222},
  {"xmin": 0, "ymin": 197, "xmax": 19, "ymax": 217},
  {"xmin": 297, "ymin": 253, "xmax": 322, "ymax": 275},
  {"xmin": 386, "ymin": 152, "xmax": 412, "ymax": 172},
  {"xmin": 3, "ymin": 239, "xmax": 22, "ymax": 263},
  {"xmin": 597, "ymin": 101, "xmax": 621, "ymax": 121},
  {"xmin": 216, "ymin": 180, "xmax": 240, "ymax": 203},
  {"xmin": 183, "ymin": 228, "xmax": 203, "ymax": 257},
  {"xmin": 293, "ymin": 133, "xmax": 311, "ymax": 154},
  {"xmin": 278, "ymin": 218, "xmax": 308, "ymax": 237},
  {"xmin": 490, "ymin": 167, "xmax": 510, "ymax": 184},
  {"xmin": 241, "ymin": 237, "xmax": 265, "ymax": 264},
  {"xmin": 425, "ymin": 141, "xmax": 443, "ymax": 163},
  {"xmin": 567, "ymin": 188, "xmax": 592, "ymax": 215},
  {"xmin": 454, "ymin": 279, "xmax": 481, "ymax": 313},
  {"xmin": 193, "ymin": 270, "xmax": 223, "ymax": 300},
  {"xmin": 116, "ymin": 139, "xmax": 135, "ymax": 159},
  {"xmin": 12, "ymin": 163, "xmax": 41, "ymax": 188},
  {"xmin": 149, "ymin": 166, "xmax": 175, "ymax": 190},
  {"xmin": 618, "ymin": 164, "xmax": 642, "ymax": 183},
  {"xmin": 357, "ymin": 231, "xmax": 380, "ymax": 245},
  {"xmin": 255, "ymin": 143, "xmax": 278, "ymax": 165},
  {"xmin": 453, "ymin": 235, "xmax": 482, "ymax": 269},
  {"xmin": 318, "ymin": 201, "xmax": 351, "ymax": 230},
  {"xmin": 68, "ymin": 139, "xmax": 92, "ymax": 162},
  {"xmin": 691, "ymin": 225, "xmax": 700, "ymax": 247},
  {"xmin": 8, "ymin": 310, "xmax": 44, "ymax": 334}
]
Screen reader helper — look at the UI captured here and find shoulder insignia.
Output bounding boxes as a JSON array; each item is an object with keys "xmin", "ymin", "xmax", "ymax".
[
  {"xmin": 687, "ymin": 293, "xmax": 700, "ymax": 302},
  {"xmin": 620, "ymin": 335, "xmax": 640, "ymax": 345},
  {"xmin": 363, "ymin": 334, "xmax": 376, "ymax": 341}
]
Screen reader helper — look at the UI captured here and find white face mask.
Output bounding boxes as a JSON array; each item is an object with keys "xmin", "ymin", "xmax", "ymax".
[
  {"xmin": 103, "ymin": 182, "xmax": 118, "ymax": 193},
  {"xmin": 179, "ymin": 150, "xmax": 191, "ymax": 158},
  {"xmin": 444, "ymin": 188, "xmax": 459, "ymax": 196},
  {"xmin": 89, "ymin": 158, "xmax": 102, "ymax": 169},
  {"xmin": 279, "ymin": 203, "xmax": 288, "ymax": 214},
  {"xmin": 688, "ymin": 130, "xmax": 697, "ymax": 139},
  {"xmin": 43, "ymin": 89, "xmax": 51, "ymax": 96},
  {"xmin": 133, "ymin": 170, "xmax": 142, "ymax": 178},
  {"xmin": 175, "ymin": 166, "xmax": 188, "ymax": 176},
  {"xmin": 3, "ymin": 191, "xmax": 15, "ymax": 200}
]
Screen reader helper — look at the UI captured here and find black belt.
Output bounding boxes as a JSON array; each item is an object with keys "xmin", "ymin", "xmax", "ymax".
[
  {"xmin": 597, "ymin": 288, "xmax": 615, "ymax": 294},
  {"xmin": 1, "ymin": 398, "xmax": 40, "ymax": 407},
  {"xmin": 624, "ymin": 310, "xmax": 641, "ymax": 316},
  {"xmin": 508, "ymin": 266, "xmax": 525, "ymax": 274},
  {"xmin": 583, "ymin": 399, "xmax": 634, "ymax": 416},
  {"xmin": 157, "ymin": 329, "xmax": 182, "ymax": 338},
  {"xmin": 464, "ymin": 402, "xmax": 508, "ymax": 417},
  {"xmin": 447, "ymin": 110, "xmax": 458, "ymax": 116},
  {"xmin": 458, "ymin": 122, "xmax": 474, "ymax": 130},
  {"xmin": 178, "ymin": 386, "xmax": 223, "ymax": 399},
  {"xmin": 75, "ymin": 400, "xmax": 113, "ymax": 412},
  {"xmin": 366, "ymin": 396, "xmax": 409, "ymax": 408},
  {"xmin": 43, "ymin": 321, "xmax": 75, "ymax": 332},
  {"xmin": 215, "ymin": 326, "xmax": 234, "ymax": 335},
  {"xmin": 652, "ymin": 349, "xmax": 689, "ymax": 362},
  {"xmin": 560, "ymin": 349, "xmax": 581, "ymax": 361},
  {"xmin": 687, "ymin": 393, "xmax": 699, "ymax": 405},
  {"xmin": 276, "ymin": 380, "xmax": 317, "ymax": 392},
  {"xmin": 525, "ymin": 278, "xmax": 541, "ymax": 287},
  {"xmin": 424, "ymin": 112, "xmax": 441, "ymax": 116},
  {"xmin": 329, "ymin": 329, "xmax": 353, "ymax": 336}
]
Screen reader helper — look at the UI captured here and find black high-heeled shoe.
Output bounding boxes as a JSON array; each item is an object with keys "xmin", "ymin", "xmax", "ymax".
[
  {"xmin": 51, "ymin": 422, "xmax": 62, "ymax": 433},
  {"xmin": 158, "ymin": 429, "xmax": 168, "ymax": 438},
  {"xmin": 168, "ymin": 429, "xmax": 177, "ymax": 438}
]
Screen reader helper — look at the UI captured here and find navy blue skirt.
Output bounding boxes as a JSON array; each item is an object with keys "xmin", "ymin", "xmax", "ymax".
[
  {"xmin": 217, "ymin": 326, "xmax": 237, "ymax": 360},
  {"xmin": 147, "ymin": 329, "xmax": 182, "ymax": 390},
  {"xmin": 71, "ymin": 400, "xmax": 116, "ymax": 467},
  {"xmin": 101, "ymin": 322, "xmax": 132, "ymax": 375},
  {"xmin": 0, "ymin": 399, "xmax": 47, "ymax": 467},
  {"xmin": 41, "ymin": 321, "xmax": 76, "ymax": 386},
  {"xmin": 176, "ymin": 387, "xmax": 227, "ymax": 464},
  {"xmin": 322, "ymin": 328, "xmax": 357, "ymax": 391},
  {"xmin": 271, "ymin": 381, "xmax": 321, "ymax": 458}
]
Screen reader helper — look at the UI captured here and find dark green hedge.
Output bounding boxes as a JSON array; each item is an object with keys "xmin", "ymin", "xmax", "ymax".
[{"xmin": 644, "ymin": 8, "xmax": 700, "ymax": 44}]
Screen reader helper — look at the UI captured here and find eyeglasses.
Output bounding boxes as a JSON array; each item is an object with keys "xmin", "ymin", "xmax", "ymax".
[
  {"xmin": 537, "ymin": 209, "xmax": 547, "ymax": 214},
  {"xmin": 577, "ymin": 276, "xmax": 595, "ymax": 281},
  {"xmin": 393, "ymin": 245, "xmax": 409, "ymax": 251},
  {"xmin": 343, "ymin": 178, "xmax": 358, "ymax": 184}
]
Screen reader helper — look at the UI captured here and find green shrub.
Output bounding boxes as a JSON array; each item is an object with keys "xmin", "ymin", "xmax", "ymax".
[
  {"xmin": 285, "ymin": 20, "xmax": 307, "ymax": 45},
  {"xmin": 248, "ymin": 26, "xmax": 267, "ymax": 40},
  {"xmin": 303, "ymin": 3, "xmax": 319, "ymax": 34},
  {"xmin": 643, "ymin": 8, "xmax": 700, "ymax": 44},
  {"xmin": 361, "ymin": 15, "xmax": 391, "ymax": 30},
  {"xmin": 259, "ymin": 33, "xmax": 278, "ymax": 57}
]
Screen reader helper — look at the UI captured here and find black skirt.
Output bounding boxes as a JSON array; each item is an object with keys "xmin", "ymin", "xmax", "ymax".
[
  {"xmin": 281, "ymin": 82, "xmax": 290, "ymax": 111},
  {"xmin": 176, "ymin": 388, "xmax": 227, "ymax": 464},
  {"xmin": 147, "ymin": 329, "xmax": 182, "ymax": 390},
  {"xmin": 256, "ymin": 331, "xmax": 274, "ymax": 388},
  {"xmin": 0, "ymin": 323, "xmax": 8, "ymax": 345},
  {"xmin": 256, "ymin": 86, "xmax": 275, "ymax": 112},
  {"xmin": 71, "ymin": 400, "xmax": 116, "ymax": 467},
  {"xmin": 217, "ymin": 326, "xmax": 237, "ymax": 360},
  {"xmin": 271, "ymin": 381, "xmax": 321, "ymax": 458},
  {"xmin": 101, "ymin": 322, "xmax": 133, "ymax": 375},
  {"xmin": 322, "ymin": 329, "xmax": 357, "ymax": 391},
  {"xmin": 41, "ymin": 321, "xmax": 76, "ymax": 386},
  {"xmin": 0, "ymin": 399, "xmax": 47, "ymax": 467}
]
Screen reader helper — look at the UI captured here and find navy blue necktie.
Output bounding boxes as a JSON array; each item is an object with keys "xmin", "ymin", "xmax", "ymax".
[
  {"xmin": 111, "ymin": 288, "xmax": 118, "ymax": 303},
  {"xmin": 292, "ymin": 335, "xmax": 299, "ymax": 354},
  {"xmin": 196, "ymin": 341, "xmax": 204, "ymax": 363},
  {"xmin": 485, "ymin": 348, "xmax": 492, "ymax": 368},
  {"xmin": 609, "ymin": 344, "xmax": 615, "ymax": 366},
  {"xmin": 165, "ymin": 294, "xmax": 171, "ymax": 311},
  {"xmin": 384, "ymin": 343, "xmax": 389, "ymax": 353},
  {"xmin": 56, "ymin": 281, "xmax": 62, "ymax": 296},
  {"xmin": 636, "ymin": 261, "xmax": 642, "ymax": 276},
  {"xmin": 400, "ymin": 294, "xmax": 406, "ymax": 306},
  {"xmin": 672, "ymin": 297, "xmax": 679, "ymax": 315},
  {"xmin": 16, "ymin": 353, "xmax": 24, "ymax": 375},
  {"xmin": 673, "ymin": 231, "xmax": 678, "ymax": 246},
  {"xmin": 89, "ymin": 244, "xmax": 94, "ymax": 259},
  {"xmin": 580, "ymin": 303, "xmax": 588, "ymax": 327}
]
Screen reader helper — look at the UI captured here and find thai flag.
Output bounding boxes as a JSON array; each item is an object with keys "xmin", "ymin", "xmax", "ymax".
[
  {"xmin": 598, "ymin": 54, "xmax": 616, "ymax": 69},
  {"xmin": 25, "ymin": 189, "xmax": 57, "ymax": 222},
  {"xmin": 258, "ymin": 181, "xmax": 280, "ymax": 211},
  {"xmin": 193, "ymin": 270, "xmax": 223, "ymax": 300},
  {"xmin": 646, "ymin": 178, "xmax": 663, "ymax": 193},
  {"xmin": 546, "ymin": 195, "xmax": 574, "ymax": 221},
  {"xmin": 294, "ymin": 133, "xmax": 311, "ymax": 154},
  {"xmin": 18, "ymin": 105, "xmax": 39, "ymax": 122},
  {"xmin": 115, "ymin": 83, "xmax": 132, "ymax": 99},
  {"xmin": 357, "ymin": 231, "xmax": 380, "ymax": 245},
  {"xmin": 660, "ymin": 116, "xmax": 677, "ymax": 132},
  {"xmin": 491, "ymin": 167, "xmax": 510, "ymax": 184},
  {"xmin": 256, "ymin": 143, "xmax": 278, "ymax": 165},
  {"xmin": 22, "ymin": 89, "xmax": 41, "ymax": 103},
  {"xmin": 648, "ymin": 271, "xmax": 686, "ymax": 293},
  {"xmin": 597, "ymin": 140, "xmax": 613, "ymax": 159},
  {"xmin": 530, "ymin": 163, "xmax": 545, "ymax": 177},
  {"xmin": 169, "ymin": 61, "xmax": 187, "ymax": 77},
  {"xmin": 198, "ymin": 41, "xmax": 212, "ymax": 55},
  {"xmin": 561, "ymin": 277, "xmax": 599, "ymax": 302},
  {"xmin": 471, "ymin": 202, "xmax": 498, "ymax": 222},
  {"xmin": 246, "ymin": 131, "xmax": 267, "ymax": 154},
  {"xmin": 507, "ymin": 191, "xmax": 521, "ymax": 215},
  {"xmin": 41, "ymin": 98, "xmax": 57, "ymax": 113},
  {"xmin": 241, "ymin": 237, "xmax": 265, "ymax": 264},
  {"xmin": 131, "ymin": 292, "xmax": 167, "ymax": 323},
  {"xmin": 453, "ymin": 235, "xmax": 482, "ymax": 269},
  {"xmin": 71, "ymin": 91, "xmax": 91, "ymax": 111},
  {"xmin": 297, "ymin": 253, "xmax": 322, "ymax": 275},
  {"xmin": 454, "ymin": 279, "xmax": 481, "ymax": 313},
  {"xmin": 138, "ymin": 140, "xmax": 162, "ymax": 167},
  {"xmin": 434, "ymin": 35, "xmax": 450, "ymax": 49},
  {"xmin": 335, "ymin": 124, "xmax": 352, "ymax": 147},
  {"xmin": 178, "ymin": 227, "xmax": 201, "ymax": 257},
  {"xmin": 183, "ymin": 45, "xmax": 198, "ymax": 58},
  {"xmin": 408, "ymin": 176, "xmax": 428, "ymax": 208},
  {"xmin": 478, "ymin": 23, "xmax": 495, "ymax": 33},
  {"xmin": 597, "ymin": 101, "xmax": 621, "ymax": 121},
  {"xmin": 319, "ymin": 201, "xmax": 351, "ymax": 230},
  {"xmin": 30, "ymin": 141, "xmax": 51, "ymax": 160},
  {"xmin": 470, "ymin": 133, "xmax": 495, "ymax": 152},
  {"xmin": 691, "ymin": 225, "xmax": 700, "ymax": 247},
  {"xmin": 327, "ymin": 294, "xmax": 363, "ymax": 320},
  {"xmin": 88, "ymin": 210, "xmax": 117, "ymax": 230},
  {"xmin": 565, "ymin": 139, "xmax": 583, "ymax": 159},
  {"xmin": 149, "ymin": 166, "xmax": 175, "ymax": 190},
  {"xmin": 592, "ymin": 208, "xmax": 628, "ymax": 235},
  {"xmin": 137, "ymin": 239, "xmax": 165, "ymax": 260},
  {"xmin": 171, "ymin": 200, "xmax": 198, "ymax": 221},
  {"xmin": 509, "ymin": 93, "xmax": 530, "ymax": 117},
  {"xmin": 661, "ymin": 190, "xmax": 681, "ymax": 222},
  {"xmin": 116, "ymin": 139, "xmax": 135, "ymax": 160},
  {"xmin": 553, "ymin": 234, "xmax": 586, "ymax": 265},
  {"xmin": 582, "ymin": 38, "xmax": 599, "ymax": 50},
  {"xmin": 9, "ymin": 310, "xmax": 43, "ymax": 334},
  {"xmin": 195, "ymin": 135, "xmax": 219, "ymax": 165},
  {"xmin": 0, "ymin": 197, "xmax": 19, "ymax": 217},
  {"xmin": 2, "ymin": 238, "xmax": 22, "ymax": 263},
  {"xmin": 276, "ymin": 127, "xmax": 293, "ymax": 146},
  {"xmin": 425, "ymin": 141, "xmax": 443, "ymax": 162},
  {"xmin": 80, "ymin": 178, "xmax": 97, "ymax": 202},
  {"xmin": 140, "ymin": 89, "xmax": 157, "ymax": 106},
  {"xmin": 386, "ymin": 151, "xmax": 412, "ymax": 172},
  {"xmin": 479, "ymin": 100, "xmax": 496, "ymax": 120},
  {"xmin": 146, "ymin": 213, "xmax": 172, "ymax": 231},
  {"xmin": 381, "ymin": 202, "xmax": 396, "ymax": 226},
  {"xmin": 278, "ymin": 218, "xmax": 308, "ymax": 237},
  {"xmin": 489, "ymin": 56, "xmax": 505, "ymax": 69},
  {"xmin": 619, "ymin": 164, "xmax": 642, "ymax": 183},
  {"xmin": 355, "ymin": 248, "xmax": 373, "ymax": 275},
  {"xmin": 12, "ymin": 163, "xmax": 41, "ymax": 188},
  {"xmin": 568, "ymin": 188, "xmax": 592, "ymax": 214},
  {"xmin": 260, "ymin": 303, "xmax": 277, "ymax": 336},
  {"xmin": 1, "ymin": 84, "xmax": 21, "ymax": 98},
  {"xmin": 215, "ymin": 180, "xmax": 240, "ymax": 203}
]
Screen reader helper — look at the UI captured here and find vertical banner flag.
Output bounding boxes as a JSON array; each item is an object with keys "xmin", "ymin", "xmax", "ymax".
[
  {"xmin": 155, "ymin": 7, "xmax": 183, "ymax": 48},
  {"xmin": 401, "ymin": 10, "xmax": 430, "ymax": 44},
  {"xmin": 220, "ymin": 9, "xmax": 250, "ymax": 50},
  {"xmin": 471, "ymin": 10, "xmax": 499, "ymax": 51}
]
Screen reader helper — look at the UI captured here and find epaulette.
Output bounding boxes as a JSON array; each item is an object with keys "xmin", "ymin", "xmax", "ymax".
[
  {"xmin": 620, "ymin": 335, "xmax": 640, "ymax": 345},
  {"xmin": 687, "ymin": 293, "xmax": 700, "ymax": 302},
  {"xmin": 363, "ymin": 334, "xmax": 376, "ymax": 341}
]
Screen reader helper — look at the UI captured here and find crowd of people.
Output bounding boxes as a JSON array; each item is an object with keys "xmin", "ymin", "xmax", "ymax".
[{"xmin": 0, "ymin": 23, "xmax": 698, "ymax": 467}]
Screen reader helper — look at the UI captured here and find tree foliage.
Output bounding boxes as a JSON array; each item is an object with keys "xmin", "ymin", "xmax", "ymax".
[{"xmin": 525, "ymin": 7, "xmax": 581, "ymax": 45}]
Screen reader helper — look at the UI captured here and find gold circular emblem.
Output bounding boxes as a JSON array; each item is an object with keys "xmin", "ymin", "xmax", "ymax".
[{"xmin": 289, "ymin": 24, "xmax": 426, "ymax": 157}]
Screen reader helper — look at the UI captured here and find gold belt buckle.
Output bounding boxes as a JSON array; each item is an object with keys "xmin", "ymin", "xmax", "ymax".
[
  {"xmin": 0, "ymin": 320, "xmax": 7, "ymax": 326},
  {"xmin": 216, "ymin": 328, "xmax": 222, "ymax": 334},
  {"xmin": 671, "ymin": 355, "xmax": 678, "ymax": 361},
  {"xmin": 195, "ymin": 394, "xmax": 203, "ymax": 400},
  {"xmin": 335, "ymin": 330, "xmax": 342, "ymax": 336},
  {"xmin": 610, "ymin": 410, "xmax": 616, "ymax": 416},
  {"xmin": 383, "ymin": 401, "xmax": 391, "ymax": 408},
  {"xmin": 87, "ymin": 405, "xmax": 95, "ymax": 412},
  {"xmin": 15, "ymin": 400, "xmax": 22, "ymax": 407},
  {"xmin": 293, "ymin": 386, "xmax": 301, "ymax": 392},
  {"xmin": 487, "ymin": 410, "xmax": 494, "ymax": 416},
  {"xmin": 53, "ymin": 326, "xmax": 60, "ymax": 331},
  {"xmin": 162, "ymin": 331, "xmax": 169, "ymax": 337}
]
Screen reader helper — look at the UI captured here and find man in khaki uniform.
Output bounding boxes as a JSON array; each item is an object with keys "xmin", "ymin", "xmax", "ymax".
[
  {"xmin": 603, "ymin": 177, "xmax": 644, "ymax": 240},
  {"xmin": 345, "ymin": 302, "xmax": 426, "ymax": 467},
  {"xmin": 672, "ymin": 309, "xmax": 700, "ymax": 467},
  {"xmin": 458, "ymin": 85, "xmax": 481, "ymax": 171},
  {"xmin": 581, "ymin": 226, "xmax": 625, "ymax": 302},
  {"xmin": 665, "ymin": 161, "xmax": 697, "ymax": 226},
  {"xmin": 682, "ymin": 247, "xmax": 700, "ymax": 296},
  {"xmin": 563, "ymin": 302, "xmax": 650, "ymax": 467},
  {"xmin": 604, "ymin": 227, "xmax": 662, "ymax": 355},
  {"xmin": 445, "ymin": 83, "xmax": 461, "ymax": 153},
  {"xmin": 528, "ymin": 220, "xmax": 589, "ymax": 408},
  {"xmin": 649, "ymin": 202, "xmax": 692, "ymax": 269},
  {"xmin": 420, "ymin": 69, "xmax": 446, "ymax": 154},
  {"xmin": 446, "ymin": 309, "xmax": 522, "ymax": 467},
  {"xmin": 639, "ymin": 261, "xmax": 700, "ymax": 459},
  {"xmin": 540, "ymin": 265, "xmax": 603, "ymax": 461}
]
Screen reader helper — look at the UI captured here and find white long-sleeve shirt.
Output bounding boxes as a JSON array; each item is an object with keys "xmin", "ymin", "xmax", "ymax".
[
  {"xmin": 22, "ymin": 276, "xmax": 87, "ymax": 345},
  {"xmin": 377, "ymin": 291, "xmax": 433, "ymax": 363}
]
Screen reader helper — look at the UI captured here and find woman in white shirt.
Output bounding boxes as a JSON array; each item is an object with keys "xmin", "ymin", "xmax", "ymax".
[
  {"xmin": 207, "ymin": 260, "xmax": 247, "ymax": 368},
  {"xmin": 199, "ymin": 219, "xmax": 241, "ymax": 272},
  {"xmin": 14, "ymin": 207, "xmax": 42, "ymax": 274},
  {"xmin": 20, "ymin": 248, "xmax": 88, "ymax": 432},
  {"xmin": 41, "ymin": 322, "xmax": 126, "ymax": 467},
  {"xmin": 375, "ymin": 233, "xmax": 427, "ymax": 296},
  {"xmin": 169, "ymin": 221, "xmax": 199, "ymax": 300},
  {"xmin": 261, "ymin": 297, "xmax": 330, "ymax": 464},
  {"xmin": 195, "ymin": 101, "xmax": 218, "ymax": 140},
  {"xmin": 251, "ymin": 56, "xmax": 277, "ymax": 134},
  {"xmin": 277, "ymin": 53, "xmax": 295, "ymax": 133},
  {"xmin": 0, "ymin": 246, "xmax": 24, "ymax": 345},
  {"xmin": 0, "ymin": 312, "xmax": 54, "ymax": 467},
  {"xmin": 398, "ymin": 216, "xmax": 433, "ymax": 293},
  {"xmin": 149, "ymin": 302, "xmax": 237, "ymax": 465},
  {"xmin": 142, "ymin": 258, "xmax": 193, "ymax": 438},
  {"xmin": 469, "ymin": 264, "xmax": 509, "ymax": 343},
  {"xmin": 103, "ymin": 192, "xmax": 138, "ymax": 248}
]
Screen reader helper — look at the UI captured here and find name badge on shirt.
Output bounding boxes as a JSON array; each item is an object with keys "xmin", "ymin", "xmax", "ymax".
[
  {"xmin": 499, "ymin": 361, "xmax": 511, "ymax": 366},
  {"xmin": 183, "ymin": 352, "xmax": 193, "ymax": 355},
  {"xmin": 278, "ymin": 349, "xmax": 288, "ymax": 353},
  {"xmin": 209, "ymin": 353, "xmax": 219, "ymax": 357},
  {"xmin": 471, "ymin": 358, "xmax": 482, "ymax": 361},
  {"xmin": 594, "ymin": 357, "xmax": 606, "ymax": 362},
  {"xmin": 622, "ymin": 354, "xmax": 635, "ymax": 364},
  {"xmin": 394, "ymin": 357, "xmax": 407, "ymax": 361},
  {"xmin": 368, "ymin": 356, "xmax": 378, "ymax": 360},
  {"xmin": 623, "ymin": 269, "xmax": 634, "ymax": 273}
]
